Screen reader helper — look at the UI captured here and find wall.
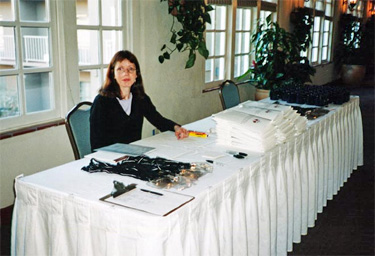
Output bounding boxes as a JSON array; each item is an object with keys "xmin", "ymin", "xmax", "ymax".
[
  {"xmin": 311, "ymin": 64, "xmax": 337, "ymax": 85},
  {"xmin": 133, "ymin": 0, "xmax": 228, "ymax": 138},
  {"xmin": 0, "ymin": 126, "xmax": 74, "ymax": 208}
]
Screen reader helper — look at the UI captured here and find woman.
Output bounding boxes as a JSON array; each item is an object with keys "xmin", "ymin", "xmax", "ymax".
[{"xmin": 90, "ymin": 50, "xmax": 188, "ymax": 151}]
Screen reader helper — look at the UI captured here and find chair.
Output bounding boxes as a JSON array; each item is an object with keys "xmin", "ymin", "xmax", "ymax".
[
  {"xmin": 65, "ymin": 101, "xmax": 92, "ymax": 160},
  {"xmin": 218, "ymin": 80, "xmax": 241, "ymax": 110}
]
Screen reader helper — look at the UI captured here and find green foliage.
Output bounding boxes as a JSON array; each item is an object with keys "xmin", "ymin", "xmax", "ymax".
[
  {"xmin": 159, "ymin": 0, "xmax": 213, "ymax": 69},
  {"xmin": 239, "ymin": 14, "xmax": 315, "ymax": 90},
  {"xmin": 290, "ymin": 7, "xmax": 314, "ymax": 51},
  {"xmin": 334, "ymin": 14, "xmax": 368, "ymax": 66}
]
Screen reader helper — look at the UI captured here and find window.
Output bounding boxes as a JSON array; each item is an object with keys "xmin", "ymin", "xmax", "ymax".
[
  {"xmin": 205, "ymin": 0, "xmax": 277, "ymax": 86},
  {"xmin": 347, "ymin": 0, "xmax": 365, "ymax": 17},
  {"xmin": 234, "ymin": 7, "xmax": 253, "ymax": 78},
  {"xmin": 0, "ymin": 0, "xmax": 59, "ymax": 131},
  {"xmin": 205, "ymin": 4, "xmax": 228, "ymax": 83},
  {"xmin": 0, "ymin": 0, "xmax": 129, "ymax": 132},
  {"xmin": 305, "ymin": 0, "xmax": 335, "ymax": 65},
  {"xmin": 76, "ymin": 0, "xmax": 123, "ymax": 102}
]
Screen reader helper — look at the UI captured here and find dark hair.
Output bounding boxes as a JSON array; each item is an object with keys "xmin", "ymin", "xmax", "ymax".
[{"xmin": 99, "ymin": 50, "xmax": 145, "ymax": 98}]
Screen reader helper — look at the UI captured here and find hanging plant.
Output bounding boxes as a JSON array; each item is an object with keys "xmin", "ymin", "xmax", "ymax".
[{"xmin": 159, "ymin": 0, "xmax": 213, "ymax": 68}]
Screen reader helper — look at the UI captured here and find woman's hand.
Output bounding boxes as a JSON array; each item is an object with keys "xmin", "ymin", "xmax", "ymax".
[{"xmin": 174, "ymin": 125, "xmax": 189, "ymax": 140}]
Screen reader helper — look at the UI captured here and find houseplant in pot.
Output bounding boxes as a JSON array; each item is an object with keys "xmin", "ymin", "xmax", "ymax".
[
  {"xmin": 334, "ymin": 13, "xmax": 367, "ymax": 85},
  {"xmin": 239, "ymin": 14, "xmax": 315, "ymax": 100}
]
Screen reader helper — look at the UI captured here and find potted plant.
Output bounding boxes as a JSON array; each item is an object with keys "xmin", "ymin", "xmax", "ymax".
[
  {"xmin": 158, "ymin": 0, "xmax": 213, "ymax": 69},
  {"xmin": 334, "ymin": 14, "xmax": 367, "ymax": 85},
  {"xmin": 239, "ymin": 14, "xmax": 315, "ymax": 100}
]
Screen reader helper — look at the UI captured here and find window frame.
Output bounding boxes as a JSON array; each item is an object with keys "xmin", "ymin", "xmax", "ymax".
[
  {"xmin": 204, "ymin": 0, "xmax": 278, "ymax": 88},
  {"xmin": 0, "ymin": 0, "xmax": 62, "ymax": 133},
  {"xmin": 76, "ymin": 0, "xmax": 127, "ymax": 102},
  {"xmin": 0, "ymin": 0, "xmax": 132, "ymax": 133},
  {"xmin": 304, "ymin": 0, "xmax": 335, "ymax": 66},
  {"xmin": 205, "ymin": 4, "xmax": 230, "ymax": 87}
]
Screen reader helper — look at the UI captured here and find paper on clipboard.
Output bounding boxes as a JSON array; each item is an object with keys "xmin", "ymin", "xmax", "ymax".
[{"xmin": 101, "ymin": 188, "xmax": 194, "ymax": 216}]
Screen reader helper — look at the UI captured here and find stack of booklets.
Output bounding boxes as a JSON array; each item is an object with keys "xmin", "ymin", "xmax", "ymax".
[
  {"xmin": 213, "ymin": 109, "xmax": 277, "ymax": 153},
  {"xmin": 241, "ymin": 101, "xmax": 307, "ymax": 136},
  {"xmin": 212, "ymin": 101, "xmax": 307, "ymax": 153}
]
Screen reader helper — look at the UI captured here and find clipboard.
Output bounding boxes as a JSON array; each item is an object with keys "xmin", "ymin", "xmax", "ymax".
[{"xmin": 100, "ymin": 186, "xmax": 194, "ymax": 216}]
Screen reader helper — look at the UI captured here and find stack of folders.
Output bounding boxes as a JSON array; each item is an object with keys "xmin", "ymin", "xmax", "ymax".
[{"xmin": 213, "ymin": 101, "xmax": 307, "ymax": 153}]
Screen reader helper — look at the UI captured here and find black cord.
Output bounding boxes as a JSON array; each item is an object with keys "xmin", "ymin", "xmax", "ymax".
[{"xmin": 81, "ymin": 156, "xmax": 191, "ymax": 181}]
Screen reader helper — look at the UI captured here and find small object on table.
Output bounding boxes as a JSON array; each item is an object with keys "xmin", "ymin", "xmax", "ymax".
[
  {"xmin": 226, "ymin": 150, "xmax": 247, "ymax": 159},
  {"xmin": 188, "ymin": 130, "xmax": 208, "ymax": 138}
]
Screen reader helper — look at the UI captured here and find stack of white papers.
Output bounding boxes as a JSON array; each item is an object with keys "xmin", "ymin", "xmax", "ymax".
[
  {"xmin": 212, "ymin": 101, "xmax": 308, "ymax": 153},
  {"xmin": 241, "ymin": 101, "xmax": 307, "ymax": 138},
  {"xmin": 213, "ymin": 109, "xmax": 277, "ymax": 153}
]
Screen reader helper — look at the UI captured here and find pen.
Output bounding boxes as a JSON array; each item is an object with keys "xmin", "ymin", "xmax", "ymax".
[{"xmin": 140, "ymin": 188, "xmax": 163, "ymax": 196}]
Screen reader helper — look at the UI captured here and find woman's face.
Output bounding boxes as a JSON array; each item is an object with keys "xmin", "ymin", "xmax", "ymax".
[{"xmin": 114, "ymin": 59, "xmax": 137, "ymax": 90}]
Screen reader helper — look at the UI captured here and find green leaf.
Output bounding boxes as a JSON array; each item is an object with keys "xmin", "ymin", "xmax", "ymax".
[
  {"xmin": 185, "ymin": 52, "xmax": 196, "ymax": 69},
  {"xmin": 189, "ymin": 37, "xmax": 198, "ymax": 49},
  {"xmin": 163, "ymin": 52, "xmax": 170, "ymax": 60},
  {"xmin": 170, "ymin": 33, "xmax": 177, "ymax": 44},
  {"xmin": 198, "ymin": 41, "xmax": 209, "ymax": 59},
  {"xmin": 203, "ymin": 13, "xmax": 211, "ymax": 24},
  {"xmin": 276, "ymin": 73, "xmax": 284, "ymax": 79},
  {"xmin": 176, "ymin": 43, "xmax": 184, "ymax": 51},
  {"xmin": 158, "ymin": 55, "xmax": 164, "ymax": 63},
  {"xmin": 206, "ymin": 4, "xmax": 214, "ymax": 12}
]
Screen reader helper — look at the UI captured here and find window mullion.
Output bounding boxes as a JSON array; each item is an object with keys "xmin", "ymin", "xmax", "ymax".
[
  {"xmin": 228, "ymin": 3, "xmax": 236, "ymax": 81},
  {"xmin": 13, "ymin": 0, "xmax": 27, "ymax": 117},
  {"xmin": 98, "ymin": 0, "xmax": 103, "ymax": 66},
  {"xmin": 318, "ymin": 16, "xmax": 324, "ymax": 63}
]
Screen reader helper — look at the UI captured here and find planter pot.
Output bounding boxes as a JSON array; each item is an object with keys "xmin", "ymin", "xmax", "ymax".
[
  {"xmin": 254, "ymin": 88, "xmax": 270, "ymax": 101},
  {"xmin": 341, "ymin": 64, "xmax": 366, "ymax": 86}
]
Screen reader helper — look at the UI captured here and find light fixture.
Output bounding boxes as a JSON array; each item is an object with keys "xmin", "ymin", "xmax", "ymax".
[
  {"xmin": 343, "ymin": 0, "xmax": 358, "ymax": 12},
  {"xmin": 370, "ymin": 0, "xmax": 375, "ymax": 16}
]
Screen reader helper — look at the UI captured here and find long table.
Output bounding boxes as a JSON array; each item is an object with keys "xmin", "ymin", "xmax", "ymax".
[{"xmin": 11, "ymin": 97, "xmax": 363, "ymax": 256}]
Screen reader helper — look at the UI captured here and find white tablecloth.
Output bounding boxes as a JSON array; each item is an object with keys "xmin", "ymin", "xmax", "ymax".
[{"xmin": 11, "ymin": 97, "xmax": 363, "ymax": 256}]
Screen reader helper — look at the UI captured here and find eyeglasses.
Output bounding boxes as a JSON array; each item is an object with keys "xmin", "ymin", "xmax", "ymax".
[{"xmin": 115, "ymin": 66, "xmax": 137, "ymax": 74}]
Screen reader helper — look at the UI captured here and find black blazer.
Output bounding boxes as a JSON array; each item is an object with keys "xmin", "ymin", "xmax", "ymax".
[{"xmin": 90, "ymin": 94, "xmax": 178, "ymax": 151}]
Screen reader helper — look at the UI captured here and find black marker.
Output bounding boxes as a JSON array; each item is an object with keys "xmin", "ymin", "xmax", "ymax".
[
  {"xmin": 140, "ymin": 188, "xmax": 163, "ymax": 196},
  {"xmin": 233, "ymin": 154, "xmax": 245, "ymax": 159}
]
